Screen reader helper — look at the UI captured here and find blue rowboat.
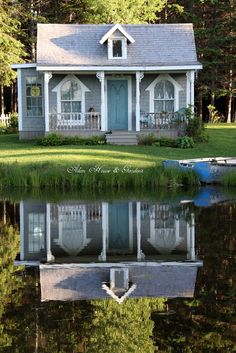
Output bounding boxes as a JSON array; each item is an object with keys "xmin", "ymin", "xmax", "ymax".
[{"xmin": 163, "ymin": 157, "xmax": 236, "ymax": 183}]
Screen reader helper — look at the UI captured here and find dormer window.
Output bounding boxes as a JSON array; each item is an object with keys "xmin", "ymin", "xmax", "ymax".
[
  {"xmin": 99, "ymin": 24, "xmax": 135, "ymax": 61},
  {"xmin": 108, "ymin": 37, "xmax": 127, "ymax": 59},
  {"xmin": 113, "ymin": 39, "xmax": 122, "ymax": 57}
]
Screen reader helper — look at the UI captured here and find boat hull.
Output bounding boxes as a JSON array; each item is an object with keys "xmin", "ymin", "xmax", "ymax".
[{"xmin": 163, "ymin": 157, "xmax": 236, "ymax": 183}]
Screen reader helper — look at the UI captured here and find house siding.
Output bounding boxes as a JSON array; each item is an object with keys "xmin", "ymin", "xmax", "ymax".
[
  {"xmin": 20, "ymin": 68, "xmax": 45, "ymax": 139},
  {"xmin": 20, "ymin": 70, "xmax": 187, "ymax": 139}
]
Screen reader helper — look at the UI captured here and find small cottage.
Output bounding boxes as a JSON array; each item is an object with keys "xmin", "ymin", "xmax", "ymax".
[{"xmin": 13, "ymin": 23, "xmax": 202, "ymax": 143}]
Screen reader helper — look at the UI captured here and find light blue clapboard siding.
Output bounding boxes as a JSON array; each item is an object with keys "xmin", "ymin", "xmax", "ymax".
[
  {"xmin": 20, "ymin": 70, "xmax": 187, "ymax": 136},
  {"xmin": 21, "ymin": 68, "xmax": 45, "ymax": 132}
]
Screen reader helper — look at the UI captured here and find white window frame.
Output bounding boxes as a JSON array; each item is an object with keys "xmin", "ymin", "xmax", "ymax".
[
  {"xmin": 145, "ymin": 74, "xmax": 184, "ymax": 112},
  {"xmin": 52, "ymin": 74, "xmax": 90, "ymax": 115},
  {"xmin": 108, "ymin": 37, "xmax": 127, "ymax": 59}
]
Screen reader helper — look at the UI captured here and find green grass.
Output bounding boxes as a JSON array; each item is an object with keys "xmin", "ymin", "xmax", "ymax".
[{"xmin": 0, "ymin": 124, "xmax": 235, "ymax": 188}]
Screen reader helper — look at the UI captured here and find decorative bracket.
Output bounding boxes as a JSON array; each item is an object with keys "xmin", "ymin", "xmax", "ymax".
[
  {"xmin": 44, "ymin": 72, "xmax": 52, "ymax": 83},
  {"xmin": 96, "ymin": 71, "xmax": 105, "ymax": 82}
]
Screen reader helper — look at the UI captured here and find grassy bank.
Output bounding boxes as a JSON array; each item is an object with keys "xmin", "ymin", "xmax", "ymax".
[{"xmin": 0, "ymin": 124, "xmax": 236, "ymax": 189}]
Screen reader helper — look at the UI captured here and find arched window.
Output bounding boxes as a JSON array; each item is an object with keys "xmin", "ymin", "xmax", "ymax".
[
  {"xmin": 61, "ymin": 80, "xmax": 82, "ymax": 113},
  {"xmin": 154, "ymin": 80, "xmax": 174, "ymax": 113},
  {"xmin": 52, "ymin": 74, "xmax": 90, "ymax": 116},
  {"xmin": 145, "ymin": 74, "xmax": 184, "ymax": 113}
]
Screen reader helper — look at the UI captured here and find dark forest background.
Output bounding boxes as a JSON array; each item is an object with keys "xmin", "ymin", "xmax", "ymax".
[{"xmin": 0, "ymin": 0, "xmax": 235, "ymax": 122}]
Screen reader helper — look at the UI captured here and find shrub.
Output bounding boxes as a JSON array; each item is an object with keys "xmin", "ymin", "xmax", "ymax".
[
  {"xmin": 9, "ymin": 112, "xmax": 18, "ymax": 129},
  {"xmin": 208, "ymin": 105, "xmax": 222, "ymax": 123},
  {"xmin": 38, "ymin": 133, "xmax": 65, "ymax": 146},
  {"xmin": 37, "ymin": 133, "xmax": 106, "ymax": 146},
  {"xmin": 185, "ymin": 109, "xmax": 209, "ymax": 142},
  {"xmin": 138, "ymin": 133, "xmax": 158, "ymax": 145},
  {"xmin": 175, "ymin": 136, "xmax": 194, "ymax": 149},
  {"xmin": 158, "ymin": 137, "xmax": 176, "ymax": 147}
]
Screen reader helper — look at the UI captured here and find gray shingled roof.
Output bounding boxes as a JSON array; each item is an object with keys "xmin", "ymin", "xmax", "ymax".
[
  {"xmin": 40, "ymin": 264, "xmax": 199, "ymax": 301},
  {"xmin": 37, "ymin": 24, "xmax": 201, "ymax": 67}
]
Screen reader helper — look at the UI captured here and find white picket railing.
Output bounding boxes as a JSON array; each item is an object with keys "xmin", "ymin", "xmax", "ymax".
[{"xmin": 0, "ymin": 114, "xmax": 11, "ymax": 126}]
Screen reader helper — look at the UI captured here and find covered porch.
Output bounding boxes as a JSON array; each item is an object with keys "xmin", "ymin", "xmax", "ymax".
[{"xmin": 43, "ymin": 70, "xmax": 195, "ymax": 138}]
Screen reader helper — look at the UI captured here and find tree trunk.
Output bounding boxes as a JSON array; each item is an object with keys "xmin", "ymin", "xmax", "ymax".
[
  {"xmin": 227, "ymin": 69, "xmax": 233, "ymax": 123},
  {"xmin": 0, "ymin": 85, "xmax": 4, "ymax": 115},
  {"xmin": 227, "ymin": 93, "xmax": 232, "ymax": 123}
]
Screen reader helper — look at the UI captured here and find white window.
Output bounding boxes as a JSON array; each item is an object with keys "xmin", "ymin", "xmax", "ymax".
[
  {"xmin": 145, "ymin": 74, "xmax": 184, "ymax": 113},
  {"xmin": 154, "ymin": 80, "xmax": 175, "ymax": 113},
  {"xmin": 52, "ymin": 74, "xmax": 90, "ymax": 116},
  {"xmin": 61, "ymin": 80, "xmax": 82, "ymax": 114},
  {"xmin": 28, "ymin": 213, "xmax": 45, "ymax": 253},
  {"xmin": 108, "ymin": 38, "xmax": 127, "ymax": 59},
  {"xmin": 26, "ymin": 76, "xmax": 43, "ymax": 117}
]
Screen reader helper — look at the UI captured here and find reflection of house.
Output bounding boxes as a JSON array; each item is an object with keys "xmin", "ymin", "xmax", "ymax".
[
  {"xmin": 40, "ymin": 263, "xmax": 201, "ymax": 302},
  {"xmin": 19, "ymin": 199, "xmax": 202, "ymax": 302},
  {"xmin": 19, "ymin": 200, "xmax": 197, "ymax": 263}
]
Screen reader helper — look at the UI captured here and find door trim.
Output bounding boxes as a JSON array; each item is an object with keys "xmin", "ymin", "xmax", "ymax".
[{"xmin": 105, "ymin": 76, "xmax": 132, "ymax": 131}]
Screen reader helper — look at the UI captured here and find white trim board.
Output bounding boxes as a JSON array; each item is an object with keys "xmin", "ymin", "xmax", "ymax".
[
  {"xmin": 37, "ymin": 65, "xmax": 202, "ymax": 72},
  {"xmin": 12, "ymin": 63, "xmax": 37, "ymax": 69},
  {"xmin": 100, "ymin": 24, "xmax": 135, "ymax": 44},
  {"xmin": 105, "ymin": 76, "xmax": 132, "ymax": 131}
]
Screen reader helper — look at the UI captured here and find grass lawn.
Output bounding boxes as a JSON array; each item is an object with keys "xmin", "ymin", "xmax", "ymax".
[{"xmin": 0, "ymin": 124, "xmax": 235, "ymax": 188}]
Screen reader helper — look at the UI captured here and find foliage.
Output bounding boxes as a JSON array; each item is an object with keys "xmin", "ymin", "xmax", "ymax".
[
  {"xmin": 9, "ymin": 112, "xmax": 18, "ymax": 129},
  {"xmin": 0, "ymin": 1, "xmax": 27, "ymax": 86},
  {"xmin": 0, "ymin": 225, "xmax": 22, "ymax": 347},
  {"xmin": 186, "ymin": 110, "xmax": 209, "ymax": 142},
  {"xmin": 207, "ymin": 105, "xmax": 222, "ymax": 124},
  {"xmin": 68, "ymin": 0, "xmax": 167, "ymax": 24},
  {"xmin": 37, "ymin": 133, "xmax": 106, "ymax": 146},
  {"xmin": 138, "ymin": 133, "xmax": 158, "ymax": 146},
  {"xmin": 175, "ymin": 136, "xmax": 194, "ymax": 149},
  {"xmin": 85, "ymin": 298, "xmax": 166, "ymax": 353},
  {"xmin": 158, "ymin": 137, "xmax": 177, "ymax": 147}
]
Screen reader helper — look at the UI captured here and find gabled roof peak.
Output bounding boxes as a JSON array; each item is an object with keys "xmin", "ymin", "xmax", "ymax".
[{"xmin": 99, "ymin": 24, "xmax": 135, "ymax": 44}]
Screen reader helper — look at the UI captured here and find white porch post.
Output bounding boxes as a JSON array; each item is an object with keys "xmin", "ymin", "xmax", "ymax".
[
  {"xmin": 96, "ymin": 71, "xmax": 106, "ymax": 131},
  {"xmin": 190, "ymin": 213, "xmax": 196, "ymax": 261},
  {"xmin": 44, "ymin": 72, "xmax": 52, "ymax": 132},
  {"xmin": 20, "ymin": 201, "xmax": 24, "ymax": 260},
  {"xmin": 17, "ymin": 69, "xmax": 23, "ymax": 132},
  {"xmin": 190, "ymin": 70, "xmax": 195, "ymax": 112},
  {"xmin": 135, "ymin": 71, "xmax": 144, "ymax": 131},
  {"xmin": 136, "ymin": 202, "xmax": 145, "ymax": 260},
  {"xmin": 46, "ymin": 203, "xmax": 55, "ymax": 263},
  {"xmin": 186, "ymin": 71, "xmax": 191, "ymax": 108},
  {"xmin": 99, "ymin": 202, "xmax": 108, "ymax": 261},
  {"xmin": 187, "ymin": 213, "xmax": 196, "ymax": 261}
]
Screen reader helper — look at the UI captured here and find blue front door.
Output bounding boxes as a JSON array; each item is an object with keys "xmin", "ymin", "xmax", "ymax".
[
  {"xmin": 107, "ymin": 80, "xmax": 128, "ymax": 130},
  {"xmin": 108, "ymin": 203, "xmax": 130, "ymax": 251}
]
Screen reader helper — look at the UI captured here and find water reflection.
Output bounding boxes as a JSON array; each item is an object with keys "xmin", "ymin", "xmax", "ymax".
[
  {"xmin": 0, "ymin": 187, "xmax": 235, "ymax": 352},
  {"xmin": 17, "ymin": 197, "xmax": 204, "ymax": 303},
  {"xmin": 20, "ymin": 200, "xmax": 198, "ymax": 263}
]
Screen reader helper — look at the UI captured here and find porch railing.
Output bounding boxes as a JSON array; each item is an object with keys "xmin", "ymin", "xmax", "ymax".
[
  {"xmin": 140, "ymin": 112, "xmax": 186, "ymax": 130},
  {"xmin": 49, "ymin": 112, "xmax": 101, "ymax": 131}
]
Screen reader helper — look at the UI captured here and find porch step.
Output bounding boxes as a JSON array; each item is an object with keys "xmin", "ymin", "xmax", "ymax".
[{"xmin": 106, "ymin": 131, "xmax": 138, "ymax": 145}]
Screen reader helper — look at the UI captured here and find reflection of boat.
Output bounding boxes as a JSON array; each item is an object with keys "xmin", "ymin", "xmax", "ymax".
[{"xmin": 163, "ymin": 157, "xmax": 236, "ymax": 183}]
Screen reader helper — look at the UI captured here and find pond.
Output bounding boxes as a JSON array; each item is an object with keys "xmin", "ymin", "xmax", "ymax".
[{"xmin": 0, "ymin": 186, "xmax": 235, "ymax": 352}]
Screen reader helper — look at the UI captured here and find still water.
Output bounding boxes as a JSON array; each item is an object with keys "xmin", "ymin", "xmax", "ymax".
[{"xmin": 0, "ymin": 187, "xmax": 235, "ymax": 352}]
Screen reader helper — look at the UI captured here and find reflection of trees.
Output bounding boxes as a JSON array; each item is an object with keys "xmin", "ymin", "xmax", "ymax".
[
  {"xmin": 153, "ymin": 203, "xmax": 236, "ymax": 353},
  {"xmin": 85, "ymin": 298, "xmax": 166, "ymax": 353},
  {"xmin": 0, "ymin": 225, "xmax": 21, "ymax": 347}
]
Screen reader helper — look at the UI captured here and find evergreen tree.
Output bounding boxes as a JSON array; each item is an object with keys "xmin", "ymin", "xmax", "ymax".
[{"xmin": 0, "ymin": 0, "xmax": 26, "ymax": 86}]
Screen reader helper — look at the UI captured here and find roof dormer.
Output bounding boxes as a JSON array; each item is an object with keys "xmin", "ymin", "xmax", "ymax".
[{"xmin": 99, "ymin": 24, "xmax": 135, "ymax": 60}]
